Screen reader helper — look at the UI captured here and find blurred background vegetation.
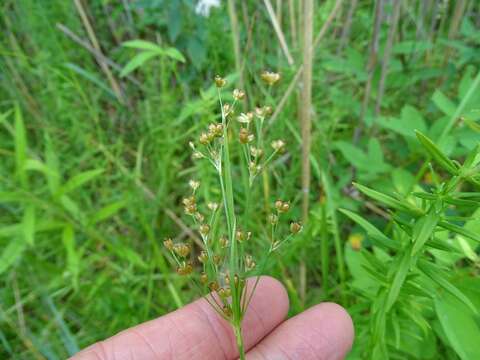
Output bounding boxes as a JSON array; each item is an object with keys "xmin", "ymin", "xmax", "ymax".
[{"xmin": 1, "ymin": 0, "xmax": 480, "ymax": 359}]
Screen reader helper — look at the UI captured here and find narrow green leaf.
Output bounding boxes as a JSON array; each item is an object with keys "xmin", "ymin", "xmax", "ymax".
[
  {"xmin": 120, "ymin": 51, "xmax": 159, "ymax": 77},
  {"xmin": 439, "ymin": 220, "xmax": 480, "ymax": 243},
  {"xmin": 62, "ymin": 225, "xmax": 79, "ymax": 290},
  {"xmin": 0, "ymin": 238, "xmax": 27, "ymax": 275},
  {"xmin": 90, "ymin": 200, "xmax": 127, "ymax": 225},
  {"xmin": 412, "ymin": 211, "xmax": 439, "ymax": 255},
  {"xmin": 14, "ymin": 104, "xmax": 27, "ymax": 187},
  {"xmin": 23, "ymin": 205, "xmax": 35, "ymax": 246},
  {"xmin": 415, "ymin": 131, "xmax": 458, "ymax": 175},
  {"xmin": 419, "ymin": 260, "xmax": 477, "ymax": 314},
  {"xmin": 386, "ymin": 251, "xmax": 413, "ymax": 312},
  {"xmin": 122, "ymin": 39, "xmax": 163, "ymax": 52},
  {"xmin": 58, "ymin": 169, "xmax": 104, "ymax": 196},
  {"xmin": 354, "ymin": 183, "xmax": 423, "ymax": 215},
  {"xmin": 164, "ymin": 47, "xmax": 186, "ymax": 62}
]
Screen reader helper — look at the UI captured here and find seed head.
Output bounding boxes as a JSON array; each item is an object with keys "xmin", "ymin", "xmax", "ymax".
[
  {"xmin": 163, "ymin": 238, "xmax": 174, "ymax": 251},
  {"xmin": 177, "ymin": 263, "xmax": 193, "ymax": 275},
  {"xmin": 173, "ymin": 243, "xmax": 191, "ymax": 258},
  {"xmin": 209, "ymin": 281, "xmax": 219, "ymax": 291},
  {"xmin": 199, "ymin": 224, "xmax": 210, "ymax": 236},
  {"xmin": 223, "ymin": 305, "xmax": 232, "ymax": 317},
  {"xmin": 261, "ymin": 71, "xmax": 281, "ymax": 85},
  {"xmin": 183, "ymin": 196, "xmax": 197, "ymax": 215},
  {"xmin": 194, "ymin": 212, "xmax": 205, "ymax": 222},
  {"xmin": 250, "ymin": 147, "xmax": 264, "ymax": 158},
  {"xmin": 275, "ymin": 200, "xmax": 290, "ymax": 213},
  {"xmin": 290, "ymin": 221, "xmax": 302, "ymax": 234},
  {"xmin": 249, "ymin": 161, "xmax": 261, "ymax": 175},
  {"xmin": 207, "ymin": 202, "xmax": 219, "ymax": 211},
  {"xmin": 233, "ymin": 88, "xmax": 245, "ymax": 100},
  {"xmin": 219, "ymin": 235, "xmax": 228, "ymax": 248},
  {"xmin": 245, "ymin": 255, "xmax": 256, "ymax": 270},
  {"xmin": 198, "ymin": 251, "xmax": 208, "ymax": 263},
  {"xmin": 264, "ymin": 105, "xmax": 273, "ymax": 115},
  {"xmin": 199, "ymin": 132, "xmax": 211, "ymax": 145},
  {"xmin": 271, "ymin": 139, "xmax": 286, "ymax": 153},
  {"xmin": 200, "ymin": 272, "xmax": 208, "ymax": 284},
  {"xmin": 214, "ymin": 75, "xmax": 226, "ymax": 88},
  {"xmin": 192, "ymin": 151, "xmax": 204, "ymax": 159},
  {"xmin": 239, "ymin": 128, "xmax": 254, "ymax": 144},
  {"xmin": 223, "ymin": 103, "xmax": 233, "ymax": 117},
  {"xmin": 217, "ymin": 287, "xmax": 228, "ymax": 298},
  {"xmin": 208, "ymin": 123, "xmax": 223, "ymax": 137},
  {"xmin": 237, "ymin": 112, "xmax": 253, "ymax": 124},
  {"xmin": 189, "ymin": 179, "xmax": 200, "ymax": 191},
  {"xmin": 213, "ymin": 254, "xmax": 221, "ymax": 265},
  {"xmin": 236, "ymin": 230, "xmax": 245, "ymax": 242},
  {"xmin": 268, "ymin": 213, "xmax": 278, "ymax": 224}
]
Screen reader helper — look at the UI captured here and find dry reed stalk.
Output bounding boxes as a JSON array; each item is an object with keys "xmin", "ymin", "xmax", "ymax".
[
  {"xmin": 375, "ymin": 0, "xmax": 402, "ymax": 116},
  {"xmin": 354, "ymin": 0, "xmax": 384, "ymax": 143},
  {"xmin": 227, "ymin": 0, "xmax": 246, "ymax": 108},
  {"xmin": 56, "ymin": 23, "xmax": 143, "ymax": 88},
  {"xmin": 73, "ymin": 0, "xmax": 125, "ymax": 104},
  {"xmin": 263, "ymin": 0, "xmax": 295, "ymax": 66},
  {"xmin": 299, "ymin": 0, "xmax": 314, "ymax": 302},
  {"xmin": 336, "ymin": 0, "xmax": 358, "ymax": 54},
  {"xmin": 268, "ymin": 0, "xmax": 344, "ymax": 129},
  {"xmin": 288, "ymin": 0, "xmax": 298, "ymax": 49},
  {"xmin": 438, "ymin": 0, "xmax": 468, "ymax": 85}
]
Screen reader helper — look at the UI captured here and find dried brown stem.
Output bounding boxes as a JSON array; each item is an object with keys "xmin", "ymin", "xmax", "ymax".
[
  {"xmin": 375, "ymin": 0, "xmax": 402, "ymax": 116},
  {"xmin": 263, "ymin": 0, "xmax": 294, "ymax": 66}
]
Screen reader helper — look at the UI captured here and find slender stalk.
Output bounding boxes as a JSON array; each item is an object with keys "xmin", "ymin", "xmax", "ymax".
[
  {"xmin": 233, "ymin": 323, "xmax": 246, "ymax": 360},
  {"xmin": 355, "ymin": 0, "xmax": 384, "ymax": 143},
  {"xmin": 299, "ymin": 0, "xmax": 314, "ymax": 303},
  {"xmin": 227, "ymin": 0, "xmax": 246, "ymax": 108},
  {"xmin": 375, "ymin": 0, "xmax": 402, "ymax": 117}
]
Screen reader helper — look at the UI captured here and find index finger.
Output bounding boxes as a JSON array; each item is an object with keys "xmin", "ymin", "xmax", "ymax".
[{"xmin": 71, "ymin": 276, "xmax": 289, "ymax": 360}]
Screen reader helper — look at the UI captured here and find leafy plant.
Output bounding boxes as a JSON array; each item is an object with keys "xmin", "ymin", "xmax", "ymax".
[{"xmin": 342, "ymin": 132, "xmax": 480, "ymax": 359}]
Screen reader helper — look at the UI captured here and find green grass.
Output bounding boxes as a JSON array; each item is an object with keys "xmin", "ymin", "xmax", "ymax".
[{"xmin": 1, "ymin": 1, "xmax": 480, "ymax": 359}]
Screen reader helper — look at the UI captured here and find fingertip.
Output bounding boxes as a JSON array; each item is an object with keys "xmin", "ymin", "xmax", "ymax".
[
  {"xmin": 309, "ymin": 302, "xmax": 355, "ymax": 352},
  {"xmin": 248, "ymin": 301, "xmax": 354, "ymax": 360}
]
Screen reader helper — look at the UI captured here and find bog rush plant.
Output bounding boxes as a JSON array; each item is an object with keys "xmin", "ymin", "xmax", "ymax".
[{"xmin": 163, "ymin": 72, "xmax": 300, "ymax": 359}]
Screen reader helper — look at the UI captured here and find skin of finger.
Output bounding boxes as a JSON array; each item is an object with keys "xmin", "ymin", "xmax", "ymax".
[
  {"xmin": 70, "ymin": 276, "xmax": 289, "ymax": 360},
  {"xmin": 247, "ymin": 302, "xmax": 354, "ymax": 360}
]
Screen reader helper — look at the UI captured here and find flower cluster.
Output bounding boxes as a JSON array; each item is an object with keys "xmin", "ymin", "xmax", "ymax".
[{"xmin": 163, "ymin": 71, "xmax": 300, "ymax": 359}]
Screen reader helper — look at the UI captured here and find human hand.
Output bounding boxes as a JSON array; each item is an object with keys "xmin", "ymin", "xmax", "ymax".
[{"xmin": 71, "ymin": 277, "xmax": 354, "ymax": 360}]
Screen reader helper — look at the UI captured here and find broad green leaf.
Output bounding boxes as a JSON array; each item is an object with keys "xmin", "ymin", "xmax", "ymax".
[
  {"xmin": 0, "ymin": 237, "xmax": 26, "ymax": 275},
  {"xmin": 120, "ymin": 51, "xmax": 159, "ymax": 77},
  {"xmin": 435, "ymin": 291, "xmax": 480, "ymax": 360},
  {"xmin": 62, "ymin": 225, "xmax": 79, "ymax": 290},
  {"xmin": 432, "ymin": 90, "xmax": 456, "ymax": 116},
  {"xmin": 58, "ymin": 169, "xmax": 104, "ymax": 196},
  {"xmin": 412, "ymin": 211, "xmax": 439, "ymax": 255},
  {"xmin": 122, "ymin": 39, "xmax": 163, "ymax": 52},
  {"xmin": 164, "ymin": 47, "xmax": 186, "ymax": 62},
  {"xmin": 90, "ymin": 200, "xmax": 128, "ymax": 225},
  {"xmin": 419, "ymin": 260, "xmax": 477, "ymax": 314},
  {"xmin": 334, "ymin": 141, "xmax": 369, "ymax": 169},
  {"xmin": 14, "ymin": 104, "xmax": 27, "ymax": 187},
  {"xmin": 23, "ymin": 205, "xmax": 35, "ymax": 246},
  {"xmin": 415, "ymin": 131, "xmax": 459, "ymax": 175}
]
